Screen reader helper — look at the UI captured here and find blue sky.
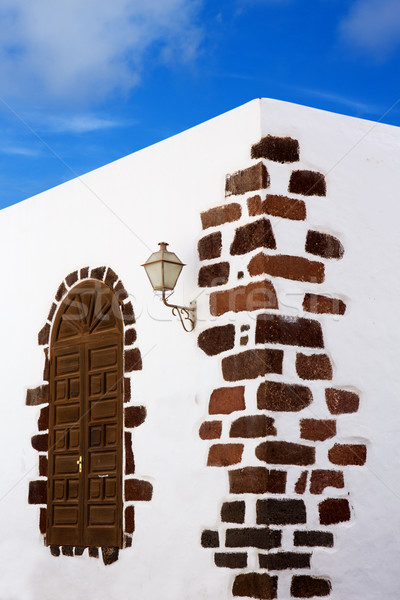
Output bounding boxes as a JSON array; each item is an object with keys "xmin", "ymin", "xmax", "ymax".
[{"xmin": 0, "ymin": 0, "xmax": 399, "ymax": 208}]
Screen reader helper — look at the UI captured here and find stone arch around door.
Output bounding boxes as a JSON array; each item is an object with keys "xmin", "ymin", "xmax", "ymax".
[{"xmin": 27, "ymin": 267, "xmax": 153, "ymax": 565}]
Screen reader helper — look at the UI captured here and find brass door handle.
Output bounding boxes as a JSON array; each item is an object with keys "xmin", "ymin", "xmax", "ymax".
[{"xmin": 77, "ymin": 456, "xmax": 82, "ymax": 473}]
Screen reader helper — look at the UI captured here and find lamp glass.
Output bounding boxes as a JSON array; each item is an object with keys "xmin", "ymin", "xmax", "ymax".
[{"xmin": 142, "ymin": 243, "xmax": 185, "ymax": 292}]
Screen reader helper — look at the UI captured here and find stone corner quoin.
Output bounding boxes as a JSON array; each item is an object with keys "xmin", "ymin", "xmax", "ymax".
[{"xmin": 197, "ymin": 132, "xmax": 364, "ymax": 599}]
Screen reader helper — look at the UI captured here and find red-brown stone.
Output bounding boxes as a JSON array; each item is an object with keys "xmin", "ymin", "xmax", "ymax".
[
  {"xmin": 38, "ymin": 405, "xmax": 49, "ymax": 431},
  {"xmin": 232, "ymin": 573, "xmax": 277, "ymax": 599},
  {"xmin": 328, "ymin": 443, "xmax": 367, "ymax": 466},
  {"xmin": 222, "ymin": 349, "xmax": 283, "ymax": 382},
  {"xmin": 209, "ymin": 386, "xmax": 245, "ymax": 414},
  {"xmin": 229, "ymin": 467, "xmax": 286, "ymax": 494},
  {"xmin": 125, "ymin": 348, "xmax": 142, "ymax": 371},
  {"xmin": 300, "ymin": 419, "xmax": 336, "ymax": 441},
  {"xmin": 210, "ymin": 280, "xmax": 278, "ymax": 317},
  {"xmin": 26, "ymin": 384, "xmax": 49, "ymax": 406},
  {"xmin": 31, "ymin": 434, "xmax": 48, "ymax": 452},
  {"xmin": 28, "ymin": 480, "xmax": 47, "ymax": 504},
  {"xmin": 124, "ymin": 431, "xmax": 135, "ymax": 474},
  {"xmin": 296, "ymin": 353, "xmax": 332, "ymax": 380},
  {"xmin": 230, "ymin": 415, "xmax": 276, "ymax": 438},
  {"xmin": 248, "ymin": 194, "xmax": 306, "ymax": 220},
  {"xmin": 198, "ymin": 262, "xmax": 230, "ymax": 287},
  {"xmin": 125, "ymin": 506, "xmax": 135, "ymax": 534},
  {"xmin": 257, "ymin": 380, "xmax": 312, "ymax": 412},
  {"xmin": 197, "ymin": 231, "xmax": 222, "ymax": 260},
  {"xmin": 125, "ymin": 406, "xmax": 147, "ymax": 428},
  {"xmin": 248, "ymin": 253, "xmax": 324, "ymax": 283},
  {"xmin": 303, "ymin": 293, "xmax": 346, "ymax": 315},
  {"xmin": 207, "ymin": 443, "xmax": 244, "ymax": 467},
  {"xmin": 294, "ymin": 471, "xmax": 308, "ymax": 494},
  {"xmin": 199, "ymin": 421, "xmax": 222, "ymax": 440},
  {"xmin": 124, "ymin": 479, "xmax": 153, "ymax": 501},
  {"xmin": 39, "ymin": 455, "xmax": 48, "ymax": 477},
  {"xmin": 201, "ymin": 203, "xmax": 241, "ymax": 230},
  {"xmin": 39, "ymin": 507, "xmax": 47, "ymax": 534},
  {"xmin": 225, "ymin": 162, "xmax": 269, "ymax": 196},
  {"xmin": 325, "ymin": 388, "xmax": 359, "ymax": 414},
  {"xmin": 291, "ymin": 575, "xmax": 332, "ymax": 598},
  {"xmin": 310, "ymin": 470, "xmax": 344, "ymax": 494},
  {"xmin": 38, "ymin": 323, "xmax": 50, "ymax": 346}
]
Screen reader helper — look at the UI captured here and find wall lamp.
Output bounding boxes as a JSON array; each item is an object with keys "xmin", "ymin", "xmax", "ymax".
[{"xmin": 142, "ymin": 242, "xmax": 196, "ymax": 332}]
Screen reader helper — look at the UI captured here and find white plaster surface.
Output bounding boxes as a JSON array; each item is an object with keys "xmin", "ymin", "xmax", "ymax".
[{"xmin": 0, "ymin": 98, "xmax": 398, "ymax": 598}]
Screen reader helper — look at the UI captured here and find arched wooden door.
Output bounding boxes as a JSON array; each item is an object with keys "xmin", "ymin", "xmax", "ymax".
[{"xmin": 47, "ymin": 280, "xmax": 123, "ymax": 548}]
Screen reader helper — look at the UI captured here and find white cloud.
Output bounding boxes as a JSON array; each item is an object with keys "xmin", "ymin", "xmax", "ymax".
[
  {"xmin": 0, "ymin": 145, "xmax": 42, "ymax": 157},
  {"xmin": 0, "ymin": 0, "xmax": 202, "ymax": 104},
  {"xmin": 43, "ymin": 114, "xmax": 130, "ymax": 134},
  {"xmin": 340, "ymin": 0, "xmax": 400, "ymax": 59}
]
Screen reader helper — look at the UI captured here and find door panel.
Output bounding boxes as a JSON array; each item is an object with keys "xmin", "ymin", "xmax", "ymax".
[{"xmin": 47, "ymin": 281, "xmax": 123, "ymax": 549}]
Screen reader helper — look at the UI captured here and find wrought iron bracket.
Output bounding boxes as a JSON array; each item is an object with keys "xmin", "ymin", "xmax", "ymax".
[{"xmin": 161, "ymin": 292, "xmax": 196, "ymax": 332}]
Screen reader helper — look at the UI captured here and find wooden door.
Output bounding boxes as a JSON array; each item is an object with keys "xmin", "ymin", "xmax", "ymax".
[{"xmin": 47, "ymin": 281, "xmax": 123, "ymax": 548}]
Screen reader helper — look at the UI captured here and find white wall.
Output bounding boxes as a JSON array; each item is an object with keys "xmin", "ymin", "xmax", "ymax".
[{"xmin": 0, "ymin": 98, "xmax": 399, "ymax": 599}]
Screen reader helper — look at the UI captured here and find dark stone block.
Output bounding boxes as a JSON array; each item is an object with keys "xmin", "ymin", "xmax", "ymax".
[
  {"xmin": 125, "ymin": 348, "xmax": 142, "ymax": 371},
  {"xmin": 124, "ymin": 431, "xmax": 135, "ymax": 475},
  {"xmin": 248, "ymin": 253, "xmax": 325, "ymax": 283},
  {"xmin": 39, "ymin": 455, "xmax": 48, "ymax": 477},
  {"xmin": 47, "ymin": 302, "xmax": 57, "ymax": 322},
  {"xmin": 248, "ymin": 194, "xmax": 306, "ymax": 221},
  {"xmin": 198, "ymin": 231, "xmax": 222, "ymax": 260},
  {"xmin": 122, "ymin": 301, "xmax": 136, "ymax": 325},
  {"xmin": 306, "ymin": 230, "xmax": 344, "ymax": 260},
  {"xmin": 125, "ymin": 328, "xmax": 137, "ymax": 346},
  {"xmin": 328, "ymin": 443, "xmax": 367, "ymax": 466},
  {"xmin": 300, "ymin": 419, "xmax": 336, "ymax": 441},
  {"xmin": 293, "ymin": 530, "xmax": 334, "ymax": 548},
  {"xmin": 257, "ymin": 499, "xmax": 306, "ymax": 525},
  {"xmin": 226, "ymin": 528, "xmax": 281, "ymax": 550},
  {"xmin": 125, "ymin": 505, "xmax": 135, "ymax": 534},
  {"xmin": 289, "ymin": 170, "xmax": 326, "ymax": 196},
  {"xmin": 296, "ymin": 353, "xmax": 332, "ymax": 380},
  {"xmin": 38, "ymin": 405, "xmax": 49, "ymax": 431},
  {"xmin": 89, "ymin": 547, "xmax": 99, "ymax": 558},
  {"xmin": 105, "ymin": 267, "xmax": 119, "ymax": 288},
  {"xmin": 232, "ymin": 573, "xmax": 278, "ymax": 599},
  {"xmin": 255, "ymin": 314, "xmax": 323, "ymax": 348},
  {"xmin": 230, "ymin": 415, "xmax": 276, "ymax": 438},
  {"xmin": 90, "ymin": 266, "xmax": 106, "ymax": 280},
  {"xmin": 230, "ymin": 219, "xmax": 276, "ymax": 255},
  {"xmin": 31, "ymin": 434, "xmax": 48, "ymax": 452},
  {"xmin": 39, "ymin": 507, "xmax": 46, "ymax": 534},
  {"xmin": 222, "ymin": 349, "xmax": 283, "ymax": 382},
  {"xmin": 114, "ymin": 280, "xmax": 129, "ymax": 302},
  {"xmin": 251, "ymin": 135, "xmax": 299, "ymax": 163},
  {"xmin": 207, "ymin": 443, "xmax": 244, "ymax": 466},
  {"xmin": 80, "ymin": 267, "xmax": 89, "ymax": 279},
  {"xmin": 310, "ymin": 470, "xmax": 344, "ymax": 494},
  {"xmin": 257, "ymin": 381, "xmax": 312, "ymax": 412},
  {"xmin": 240, "ymin": 336, "xmax": 248, "ymax": 346},
  {"xmin": 221, "ymin": 501, "xmax": 245, "ymax": 523},
  {"xmin": 26, "ymin": 384, "xmax": 49, "ymax": 406},
  {"xmin": 198, "ymin": 324, "xmax": 235, "ymax": 356},
  {"xmin": 125, "ymin": 406, "xmax": 147, "ymax": 428},
  {"xmin": 226, "ymin": 162, "xmax": 269, "ymax": 196},
  {"xmin": 201, "ymin": 203, "xmax": 241, "ymax": 230},
  {"xmin": 55, "ymin": 282, "xmax": 67, "ymax": 302},
  {"xmin": 201, "ymin": 530, "xmax": 219, "ymax": 548},
  {"xmin": 294, "ymin": 471, "xmax": 308, "ymax": 494},
  {"xmin": 259, "ymin": 551, "xmax": 310, "ymax": 570},
  {"xmin": 256, "ymin": 441, "xmax": 315, "ymax": 466},
  {"xmin": 124, "ymin": 479, "xmax": 153, "ymax": 501},
  {"xmin": 62, "ymin": 546, "xmax": 74, "ymax": 556},
  {"xmin": 50, "ymin": 545, "xmax": 60, "ymax": 557},
  {"xmin": 291, "ymin": 575, "xmax": 332, "ymax": 598},
  {"xmin": 38, "ymin": 323, "xmax": 50, "ymax": 346},
  {"xmin": 215, "ymin": 552, "xmax": 247, "ymax": 569},
  {"xmin": 102, "ymin": 547, "xmax": 119, "ymax": 566},
  {"xmin": 319, "ymin": 498, "xmax": 351, "ymax": 525},
  {"xmin": 75, "ymin": 547, "xmax": 86, "ymax": 556},
  {"xmin": 124, "ymin": 377, "xmax": 131, "ymax": 403},
  {"xmin": 65, "ymin": 270, "xmax": 78, "ymax": 287},
  {"xmin": 124, "ymin": 535, "xmax": 132, "ymax": 548},
  {"xmin": 28, "ymin": 480, "xmax": 47, "ymax": 504},
  {"xmin": 326, "ymin": 388, "xmax": 359, "ymax": 414},
  {"xmin": 198, "ymin": 262, "xmax": 230, "ymax": 287},
  {"xmin": 303, "ymin": 293, "xmax": 346, "ymax": 315},
  {"xmin": 229, "ymin": 467, "xmax": 286, "ymax": 494}
]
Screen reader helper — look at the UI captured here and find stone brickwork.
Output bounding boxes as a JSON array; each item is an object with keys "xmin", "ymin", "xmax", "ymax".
[
  {"xmin": 198, "ymin": 135, "xmax": 365, "ymax": 598},
  {"xmin": 27, "ymin": 267, "xmax": 152, "ymax": 565}
]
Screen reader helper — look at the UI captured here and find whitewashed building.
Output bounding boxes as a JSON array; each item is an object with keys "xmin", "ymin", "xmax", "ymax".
[{"xmin": 0, "ymin": 98, "xmax": 399, "ymax": 599}]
